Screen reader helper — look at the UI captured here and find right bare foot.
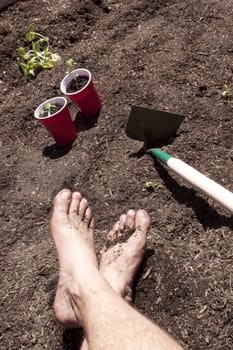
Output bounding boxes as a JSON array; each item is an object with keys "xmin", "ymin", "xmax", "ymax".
[{"xmin": 100, "ymin": 209, "xmax": 151, "ymax": 303}]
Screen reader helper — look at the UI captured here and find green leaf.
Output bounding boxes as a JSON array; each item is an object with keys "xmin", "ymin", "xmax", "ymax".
[
  {"xmin": 32, "ymin": 40, "xmax": 41, "ymax": 52},
  {"xmin": 145, "ymin": 181, "xmax": 165, "ymax": 191},
  {"xmin": 145, "ymin": 181, "xmax": 154, "ymax": 190},
  {"xmin": 28, "ymin": 69, "xmax": 36, "ymax": 77},
  {"xmin": 16, "ymin": 47, "xmax": 25, "ymax": 57},
  {"xmin": 155, "ymin": 183, "xmax": 166, "ymax": 190},
  {"xmin": 66, "ymin": 58, "xmax": 76, "ymax": 74},
  {"xmin": 221, "ymin": 84, "xmax": 233, "ymax": 99},
  {"xmin": 41, "ymin": 61, "xmax": 55, "ymax": 68},
  {"xmin": 26, "ymin": 27, "xmax": 35, "ymax": 42},
  {"xmin": 66, "ymin": 58, "xmax": 76, "ymax": 67},
  {"xmin": 39, "ymin": 109, "xmax": 46, "ymax": 117}
]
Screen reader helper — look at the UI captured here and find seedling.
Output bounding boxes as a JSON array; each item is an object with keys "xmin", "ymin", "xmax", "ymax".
[
  {"xmin": 66, "ymin": 58, "xmax": 77, "ymax": 75},
  {"xmin": 17, "ymin": 26, "xmax": 61, "ymax": 78},
  {"xmin": 39, "ymin": 102, "xmax": 60, "ymax": 118},
  {"xmin": 221, "ymin": 84, "xmax": 233, "ymax": 99},
  {"xmin": 145, "ymin": 181, "xmax": 165, "ymax": 191},
  {"xmin": 65, "ymin": 58, "xmax": 88, "ymax": 93},
  {"xmin": 145, "ymin": 181, "xmax": 155, "ymax": 190}
]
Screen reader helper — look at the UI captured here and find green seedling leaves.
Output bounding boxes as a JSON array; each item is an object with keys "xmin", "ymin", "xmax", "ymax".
[
  {"xmin": 16, "ymin": 46, "xmax": 26, "ymax": 57},
  {"xmin": 25, "ymin": 26, "xmax": 35, "ymax": 42},
  {"xmin": 221, "ymin": 84, "xmax": 233, "ymax": 99},
  {"xmin": 17, "ymin": 27, "xmax": 61, "ymax": 78},
  {"xmin": 66, "ymin": 58, "xmax": 77, "ymax": 74},
  {"xmin": 145, "ymin": 181, "xmax": 166, "ymax": 191},
  {"xmin": 155, "ymin": 183, "xmax": 166, "ymax": 190},
  {"xmin": 39, "ymin": 103, "xmax": 57, "ymax": 117},
  {"xmin": 145, "ymin": 181, "xmax": 155, "ymax": 190}
]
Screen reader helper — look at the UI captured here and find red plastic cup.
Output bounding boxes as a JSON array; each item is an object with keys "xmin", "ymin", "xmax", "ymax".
[
  {"xmin": 34, "ymin": 97, "xmax": 77, "ymax": 147},
  {"xmin": 60, "ymin": 68, "xmax": 102, "ymax": 117}
]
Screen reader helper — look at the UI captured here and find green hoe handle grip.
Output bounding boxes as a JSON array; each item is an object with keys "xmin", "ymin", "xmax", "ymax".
[{"xmin": 151, "ymin": 148, "xmax": 172, "ymax": 164}]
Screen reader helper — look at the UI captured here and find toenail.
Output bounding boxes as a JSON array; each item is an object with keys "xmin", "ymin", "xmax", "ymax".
[
  {"xmin": 60, "ymin": 190, "xmax": 71, "ymax": 199},
  {"xmin": 73, "ymin": 192, "xmax": 81, "ymax": 199}
]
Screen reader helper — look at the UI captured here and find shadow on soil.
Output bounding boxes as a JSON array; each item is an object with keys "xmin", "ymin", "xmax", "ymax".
[
  {"xmin": 42, "ymin": 111, "xmax": 99, "ymax": 159},
  {"xmin": 74, "ymin": 111, "xmax": 99, "ymax": 132},
  {"xmin": 43, "ymin": 143, "xmax": 74, "ymax": 159},
  {"xmin": 63, "ymin": 328, "xmax": 84, "ymax": 350},
  {"xmin": 132, "ymin": 248, "xmax": 155, "ymax": 299},
  {"xmin": 153, "ymin": 159, "xmax": 233, "ymax": 230}
]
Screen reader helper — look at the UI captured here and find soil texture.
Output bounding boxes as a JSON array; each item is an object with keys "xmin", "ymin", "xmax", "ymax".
[
  {"xmin": 0, "ymin": 0, "xmax": 232, "ymax": 349},
  {"xmin": 67, "ymin": 76, "xmax": 89, "ymax": 93}
]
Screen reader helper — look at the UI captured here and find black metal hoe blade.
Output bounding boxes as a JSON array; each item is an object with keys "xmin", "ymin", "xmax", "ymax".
[{"xmin": 126, "ymin": 105, "xmax": 185, "ymax": 147}]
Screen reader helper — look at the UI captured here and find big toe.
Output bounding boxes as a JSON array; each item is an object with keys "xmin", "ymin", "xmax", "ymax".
[
  {"xmin": 51, "ymin": 189, "xmax": 72, "ymax": 227},
  {"xmin": 125, "ymin": 209, "xmax": 136, "ymax": 228},
  {"xmin": 135, "ymin": 209, "xmax": 151, "ymax": 231},
  {"xmin": 126, "ymin": 210, "xmax": 151, "ymax": 248}
]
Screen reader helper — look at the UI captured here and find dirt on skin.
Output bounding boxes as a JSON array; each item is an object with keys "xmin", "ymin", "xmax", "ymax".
[{"xmin": 0, "ymin": 0, "xmax": 233, "ymax": 349}]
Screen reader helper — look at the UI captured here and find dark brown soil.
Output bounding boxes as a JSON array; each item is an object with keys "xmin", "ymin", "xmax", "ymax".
[
  {"xmin": 67, "ymin": 75, "xmax": 89, "ymax": 93},
  {"xmin": 0, "ymin": 1, "xmax": 232, "ymax": 349}
]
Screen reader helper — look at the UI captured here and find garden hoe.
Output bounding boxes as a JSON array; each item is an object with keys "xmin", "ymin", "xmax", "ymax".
[{"xmin": 126, "ymin": 105, "xmax": 233, "ymax": 214}]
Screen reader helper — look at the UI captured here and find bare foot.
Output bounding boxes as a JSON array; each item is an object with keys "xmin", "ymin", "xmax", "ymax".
[
  {"xmin": 51, "ymin": 189, "xmax": 96, "ymax": 328},
  {"xmin": 100, "ymin": 209, "xmax": 151, "ymax": 303}
]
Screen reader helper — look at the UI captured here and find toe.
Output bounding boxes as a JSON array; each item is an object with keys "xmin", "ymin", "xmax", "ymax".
[
  {"xmin": 79, "ymin": 198, "xmax": 88, "ymax": 220},
  {"xmin": 127, "ymin": 210, "xmax": 151, "ymax": 248},
  {"xmin": 52, "ymin": 189, "xmax": 72, "ymax": 218},
  {"xmin": 125, "ymin": 210, "xmax": 136, "ymax": 228},
  {"xmin": 69, "ymin": 192, "xmax": 82, "ymax": 218},
  {"xmin": 89, "ymin": 217, "xmax": 95, "ymax": 230},
  {"xmin": 84, "ymin": 207, "xmax": 93, "ymax": 227},
  {"xmin": 135, "ymin": 209, "xmax": 151, "ymax": 231},
  {"xmin": 107, "ymin": 221, "xmax": 120, "ymax": 241},
  {"xmin": 119, "ymin": 214, "xmax": 127, "ymax": 231}
]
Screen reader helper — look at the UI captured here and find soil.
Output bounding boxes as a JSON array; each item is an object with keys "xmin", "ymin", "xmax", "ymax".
[
  {"xmin": 0, "ymin": 0, "xmax": 232, "ymax": 349},
  {"xmin": 67, "ymin": 75, "xmax": 89, "ymax": 93}
]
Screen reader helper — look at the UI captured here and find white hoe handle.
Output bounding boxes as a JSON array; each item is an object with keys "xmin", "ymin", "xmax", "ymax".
[{"xmin": 152, "ymin": 149, "xmax": 233, "ymax": 214}]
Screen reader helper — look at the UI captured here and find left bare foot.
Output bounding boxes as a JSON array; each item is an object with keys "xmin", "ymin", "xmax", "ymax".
[{"xmin": 51, "ymin": 189, "xmax": 96, "ymax": 328}]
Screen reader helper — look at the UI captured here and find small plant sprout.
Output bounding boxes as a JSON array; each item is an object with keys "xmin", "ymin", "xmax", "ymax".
[
  {"xmin": 65, "ymin": 58, "xmax": 89, "ymax": 92},
  {"xmin": 39, "ymin": 102, "xmax": 57, "ymax": 118},
  {"xmin": 66, "ymin": 58, "xmax": 77, "ymax": 74},
  {"xmin": 145, "ymin": 181, "xmax": 165, "ymax": 191},
  {"xmin": 156, "ymin": 183, "xmax": 166, "ymax": 190},
  {"xmin": 221, "ymin": 84, "xmax": 233, "ymax": 99},
  {"xmin": 145, "ymin": 181, "xmax": 155, "ymax": 190},
  {"xmin": 17, "ymin": 26, "xmax": 61, "ymax": 78},
  {"xmin": 65, "ymin": 58, "xmax": 80, "ymax": 88}
]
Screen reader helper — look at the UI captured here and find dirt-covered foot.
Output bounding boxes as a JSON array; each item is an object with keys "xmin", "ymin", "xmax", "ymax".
[
  {"xmin": 100, "ymin": 209, "xmax": 151, "ymax": 303},
  {"xmin": 51, "ymin": 189, "xmax": 96, "ymax": 328}
]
